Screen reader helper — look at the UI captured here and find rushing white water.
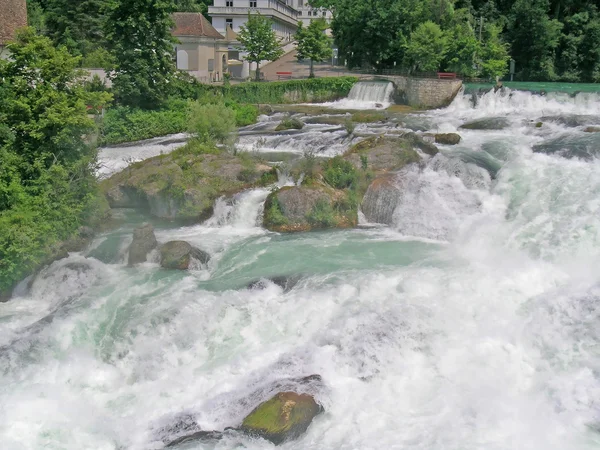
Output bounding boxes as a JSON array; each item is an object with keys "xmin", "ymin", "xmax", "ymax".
[
  {"xmin": 2, "ymin": 88, "xmax": 600, "ymax": 450},
  {"xmin": 97, "ymin": 134, "xmax": 189, "ymax": 178},
  {"xmin": 326, "ymin": 81, "xmax": 395, "ymax": 109}
]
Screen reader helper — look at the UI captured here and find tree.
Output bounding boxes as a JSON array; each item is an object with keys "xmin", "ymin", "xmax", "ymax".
[
  {"xmin": 404, "ymin": 21, "xmax": 448, "ymax": 72},
  {"xmin": 507, "ymin": 0, "xmax": 563, "ymax": 80},
  {"xmin": 104, "ymin": 0, "xmax": 177, "ymax": 108},
  {"xmin": 296, "ymin": 19, "xmax": 333, "ymax": 78},
  {"xmin": 175, "ymin": 0, "xmax": 211, "ymax": 15},
  {"xmin": 44, "ymin": 0, "xmax": 109, "ymax": 57},
  {"xmin": 0, "ymin": 28, "xmax": 111, "ymax": 292},
  {"xmin": 479, "ymin": 23, "xmax": 510, "ymax": 78},
  {"xmin": 444, "ymin": 9, "xmax": 480, "ymax": 77},
  {"xmin": 237, "ymin": 13, "xmax": 284, "ymax": 81}
]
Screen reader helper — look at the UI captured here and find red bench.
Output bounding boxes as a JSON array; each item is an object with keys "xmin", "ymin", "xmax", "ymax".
[
  {"xmin": 276, "ymin": 71, "xmax": 293, "ymax": 80},
  {"xmin": 437, "ymin": 72, "xmax": 457, "ymax": 80}
]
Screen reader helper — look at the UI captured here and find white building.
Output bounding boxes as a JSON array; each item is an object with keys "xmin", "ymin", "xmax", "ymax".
[
  {"xmin": 209, "ymin": 0, "xmax": 300, "ymax": 43},
  {"xmin": 294, "ymin": 0, "xmax": 333, "ymax": 27}
]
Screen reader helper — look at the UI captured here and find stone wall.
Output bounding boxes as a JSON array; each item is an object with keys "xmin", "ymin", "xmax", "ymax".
[
  {"xmin": 0, "ymin": 0, "xmax": 27, "ymax": 46},
  {"xmin": 374, "ymin": 75, "xmax": 462, "ymax": 109}
]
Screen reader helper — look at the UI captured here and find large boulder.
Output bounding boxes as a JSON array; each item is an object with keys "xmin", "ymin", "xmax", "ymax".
[
  {"xmin": 459, "ymin": 117, "xmax": 510, "ymax": 130},
  {"xmin": 584, "ymin": 126, "xmax": 600, "ymax": 133},
  {"xmin": 344, "ymin": 136, "xmax": 422, "ymax": 172},
  {"xmin": 128, "ymin": 224, "xmax": 157, "ymax": 265},
  {"xmin": 101, "ymin": 148, "xmax": 272, "ymax": 221},
  {"xmin": 263, "ymin": 186, "xmax": 356, "ymax": 232},
  {"xmin": 241, "ymin": 392, "xmax": 323, "ymax": 445},
  {"xmin": 435, "ymin": 133, "xmax": 462, "ymax": 145},
  {"xmin": 159, "ymin": 241, "xmax": 210, "ymax": 270},
  {"xmin": 361, "ymin": 174, "xmax": 402, "ymax": 225}
]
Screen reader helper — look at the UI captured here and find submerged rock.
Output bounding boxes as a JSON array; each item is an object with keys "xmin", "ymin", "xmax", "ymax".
[
  {"xmin": 128, "ymin": 224, "xmax": 157, "ymax": 265},
  {"xmin": 459, "ymin": 117, "xmax": 510, "ymax": 130},
  {"xmin": 247, "ymin": 275, "xmax": 302, "ymax": 292},
  {"xmin": 584, "ymin": 126, "xmax": 600, "ymax": 133},
  {"xmin": 166, "ymin": 430, "xmax": 224, "ymax": 447},
  {"xmin": 241, "ymin": 391, "xmax": 323, "ymax": 445},
  {"xmin": 159, "ymin": 241, "xmax": 210, "ymax": 270},
  {"xmin": 540, "ymin": 115, "xmax": 600, "ymax": 128},
  {"xmin": 435, "ymin": 133, "xmax": 462, "ymax": 145},
  {"xmin": 533, "ymin": 134, "xmax": 600, "ymax": 161}
]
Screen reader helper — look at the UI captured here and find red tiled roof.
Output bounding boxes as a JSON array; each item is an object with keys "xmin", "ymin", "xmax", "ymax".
[
  {"xmin": 172, "ymin": 13, "xmax": 224, "ymax": 39},
  {"xmin": 0, "ymin": 0, "xmax": 28, "ymax": 45}
]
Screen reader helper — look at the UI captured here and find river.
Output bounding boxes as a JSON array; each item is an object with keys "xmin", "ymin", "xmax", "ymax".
[{"xmin": 1, "ymin": 85, "xmax": 600, "ymax": 450}]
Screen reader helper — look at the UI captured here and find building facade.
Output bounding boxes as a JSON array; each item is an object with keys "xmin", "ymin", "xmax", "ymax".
[
  {"xmin": 172, "ymin": 12, "xmax": 229, "ymax": 82},
  {"xmin": 294, "ymin": 0, "xmax": 333, "ymax": 27},
  {"xmin": 0, "ymin": 0, "xmax": 28, "ymax": 58}
]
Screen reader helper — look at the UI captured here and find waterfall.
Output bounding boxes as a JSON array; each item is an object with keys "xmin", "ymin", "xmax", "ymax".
[{"xmin": 327, "ymin": 81, "xmax": 395, "ymax": 110}]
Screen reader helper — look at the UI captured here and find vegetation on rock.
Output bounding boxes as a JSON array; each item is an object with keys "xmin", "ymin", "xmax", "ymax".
[{"xmin": 275, "ymin": 117, "xmax": 305, "ymax": 131}]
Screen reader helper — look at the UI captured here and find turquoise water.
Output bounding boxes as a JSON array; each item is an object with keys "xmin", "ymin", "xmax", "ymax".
[{"xmin": 465, "ymin": 81, "xmax": 600, "ymax": 94}]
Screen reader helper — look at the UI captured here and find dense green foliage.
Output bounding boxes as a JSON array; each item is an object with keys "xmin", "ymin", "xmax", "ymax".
[
  {"xmin": 296, "ymin": 18, "xmax": 333, "ymax": 78},
  {"xmin": 0, "ymin": 30, "xmax": 109, "ymax": 293},
  {"xmin": 188, "ymin": 102, "xmax": 237, "ymax": 145},
  {"xmin": 323, "ymin": 156, "xmax": 358, "ymax": 189},
  {"xmin": 104, "ymin": 0, "xmax": 178, "ymax": 108},
  {"xmin": 315, "ymin": 0, "xmax": 600, "ymax": 81},
  {"xmin": 237, "ymin": 13, "xmax": 285, "ymax": 81}
]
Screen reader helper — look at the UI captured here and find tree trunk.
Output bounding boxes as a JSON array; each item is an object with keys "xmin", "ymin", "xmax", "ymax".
[
  {"xmin": 309, "ymin": 59, "xmax": 314, "ymax": 78},
  {"xmin": 255, "ymin": 61, "xmax": 261, "ymax": 81}
]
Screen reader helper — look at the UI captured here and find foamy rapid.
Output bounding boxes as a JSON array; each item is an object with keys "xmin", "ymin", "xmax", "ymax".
[
  {"xmin": 2, "ymin": 87, "xmax": 600, "ymax": 450},
  {"xmin": 325, "ymin": 81, "xmax": 395, "ymax": 109}
]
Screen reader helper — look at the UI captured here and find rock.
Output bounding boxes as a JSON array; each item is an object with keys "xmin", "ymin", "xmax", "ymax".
[
  {"xmin": 434, "ymin": 133, "xmax": 462, "ymax": 145},
  {"xmin": 535, "ymin": 122, "xmax": 544, "ymax": 128},
  {"xmin": 263, "ymin": 186, "xmax": 356, "ymax": 232},
  {"xmin": 166, "ymin": 430, "xmax": 224, "ymax": 447},
  {"xmin": 361, "ymin": 174, "xmax": 402, "ymax": 225},
  {"xmin": 258, "ymin": 104, "xmax": 274, "ymax": 115},
  {"xmin": 459, "ymin": 117, "xmax": 510, "ymax": 130},
  {"xmin": 402, "ymin": 132, "xmax": 439, "ymax": 156},
  {"xmin": 344, "ymin": 136, "xmax": 423, "ymax": 172},
  {"xmin": 247, "ymin": 275, "xmax": 302, "ymax": 292},
  {"xmin": 584, "ymin": 126, "xmax": 600, "ymax": 133},
  {"xmin": 241, "ymin": 391, "xmax": 323, "ymax": 445},
  {"xmin": 101, "ymin": 149, "xmax": 272, "ymax": 221},
  {"xmin": 159, "ymin": 241, "xmax": 210, "ymax": 270},
  {"xmin": 128, "ymin": 224, "xmax": 157, "ymax": 265},
  {"xmin": 275, "ymin": 117, "xmax": 305, "ymax": 131}
]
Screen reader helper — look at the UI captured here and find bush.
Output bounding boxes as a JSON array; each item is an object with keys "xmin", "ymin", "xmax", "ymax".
[
  {"xmin": 100, "ymin": 102, "xmax": 189, "ymax": 145},
  {"xmin": 306, "ymin": 199, "xmax": 337, "ymax": 228},
  {"xmin": 226, "ymin": 101, "xmax": 259, "ymax": 127},
  {"xmin": 265, "ymin": 195, "xmax": 288, "ymax": 226},
  {"xmin": 323, "ymin": 156, "xmax": 358, "ymax": 189},
  {"xmin": 188, "ymin": 101, "xmax": 237, "ymax": 145},
  {"xmin": 275, "ymin": 117, "xmax": 304, "ymax": 131},
  {"xmin": 344, "ymin": 117, "xmax": 356, "ymax": 135}
]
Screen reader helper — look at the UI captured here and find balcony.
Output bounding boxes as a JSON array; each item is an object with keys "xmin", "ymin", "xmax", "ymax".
[{"xmin": 209, "ymin": 2, "xmax": 299, "ymax": 26}]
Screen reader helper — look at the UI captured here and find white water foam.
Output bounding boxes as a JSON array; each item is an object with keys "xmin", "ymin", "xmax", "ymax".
[{"xmin": 325, "ymin": 81, "xmax": 395, "ymax": 110}]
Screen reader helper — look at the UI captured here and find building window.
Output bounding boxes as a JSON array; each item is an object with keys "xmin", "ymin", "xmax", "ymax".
[
  {"xmin": 307, "ymin": 10, "xmax": 311, "ymax": 16},
  {"xmin": 298, "ymin": 0, "xmax": 304, "ymax": 6},
  {"xmin": 322, "ymin": 11, "xmax": 326, "ymax": 16},
  {"xmin": 226, "ymin": 1, "xmax": 233, "ymax": 6},
  {"xmin": 250, "ymin": 0, "xmax": 257, "ymax": 6},
  {"xmin": 226, "ymin": 18, "xmax": 233, "ymax": 28}
]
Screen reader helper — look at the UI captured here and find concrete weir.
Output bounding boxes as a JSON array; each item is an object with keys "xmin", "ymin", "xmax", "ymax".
[{"xmin": 369, "ymin": 75, "xmax": 463, "ymax": 109}]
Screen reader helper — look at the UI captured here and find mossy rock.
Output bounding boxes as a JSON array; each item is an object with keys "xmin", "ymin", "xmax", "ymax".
[
  {"xmin": 434, "ymin": 133, "xmax": 461, "ymax": 145},
  {"xmin": 459, "ymin": 117, "xmax": 510, "ymax": 130},
  {"xmin": 275, "ymin": 117, "xmax": 305, "ymax": 131},
  {"xmin": 101, "ymin": 143, "xmax": 271, "ymax": 221},
  {"xmin": 351, "ymin": 111, "xmax": 387, "ymax": 123},
  {"xmin": 263, "ymin": 186, "xmax": 357, "ymax": 232},
  {"xmin": 241, "ymin": 392, "xmax": 323, "ymax": 445},
  {"xmin": 159, "ymin": 241, "xmax": 210, "ymax": 270},
  {"xmin": 344, "ymin": 136, "xmax": 423, "ymax": 173},
  {"xmin": 584, "ymin": 126, "xmax": 600, "ymax": 133}
]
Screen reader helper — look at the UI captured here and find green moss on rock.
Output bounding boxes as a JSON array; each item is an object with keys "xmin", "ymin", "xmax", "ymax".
[
  {"xmin": 275, "ymin": 117, "xmax": 305, "ymax": 131},
  {"xmin": 241, "ymin": 392, "xmax": 323, "ymax": 445}
]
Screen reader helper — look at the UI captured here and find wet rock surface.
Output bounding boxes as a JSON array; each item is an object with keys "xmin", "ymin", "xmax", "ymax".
[
  {"xmin": 128, "ymin": 224, "xmax": 157, "ymax": 265},
  {"xmin": 159, "ymin": 241, "xmax": 210, "ymax": 270},
  {"xmin": 460, "ymin": 117, "xmax": 510, "ymax": 130}
]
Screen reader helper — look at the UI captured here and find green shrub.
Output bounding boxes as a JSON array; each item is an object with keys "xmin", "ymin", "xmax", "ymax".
[
  {"xmin": 226, "ymin": 101, "xmax": 259, "ymax": 127},
  {"xmin": 306, "ymin": 199, "xmax": 337, "ymax": 228},
  {"xmin": 323, "ymin": 156, "xmax": 358, "ymax": 189},
  {"xmin": 188, "ymin": 101, "xmax": 237, "ymax": 145},
  {"xmin": 259, "ymin": 167, "xmax": 278, "ymax": 186},
  {"xmin": 265, "ymin": 195, "xmax": 288, "ymax": 226},
  {"xmin": 344, "ymin": 117, "xmax": 356, "ymax": 135},
  {"xmin": 275, "ymin": 117, "xmax": 304, "ymax": 131},
  {"xmin": 360, "ymin": 154, "xmax": 368, "ymax": 171},
  {"xmin": 100, "ymin": 103, "xmax": 189, "ymax": 145}
]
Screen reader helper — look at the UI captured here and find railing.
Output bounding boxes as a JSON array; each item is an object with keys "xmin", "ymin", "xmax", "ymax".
[
  {"xmin": 347, "ymin": 68, "xmax": 462, "ymax": 80},
  {"xmin": 209, "ymin": 4, "xmax": 298, "ymax": 19}
]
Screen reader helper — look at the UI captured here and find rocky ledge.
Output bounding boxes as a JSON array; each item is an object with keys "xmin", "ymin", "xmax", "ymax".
[
  {"xmin": 102, "ymin": 145, "xmax": 275, "ymax": 222},
  {"xmin": 263, "ymin": 133, "xmax": 437, "ymax": 232}
]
